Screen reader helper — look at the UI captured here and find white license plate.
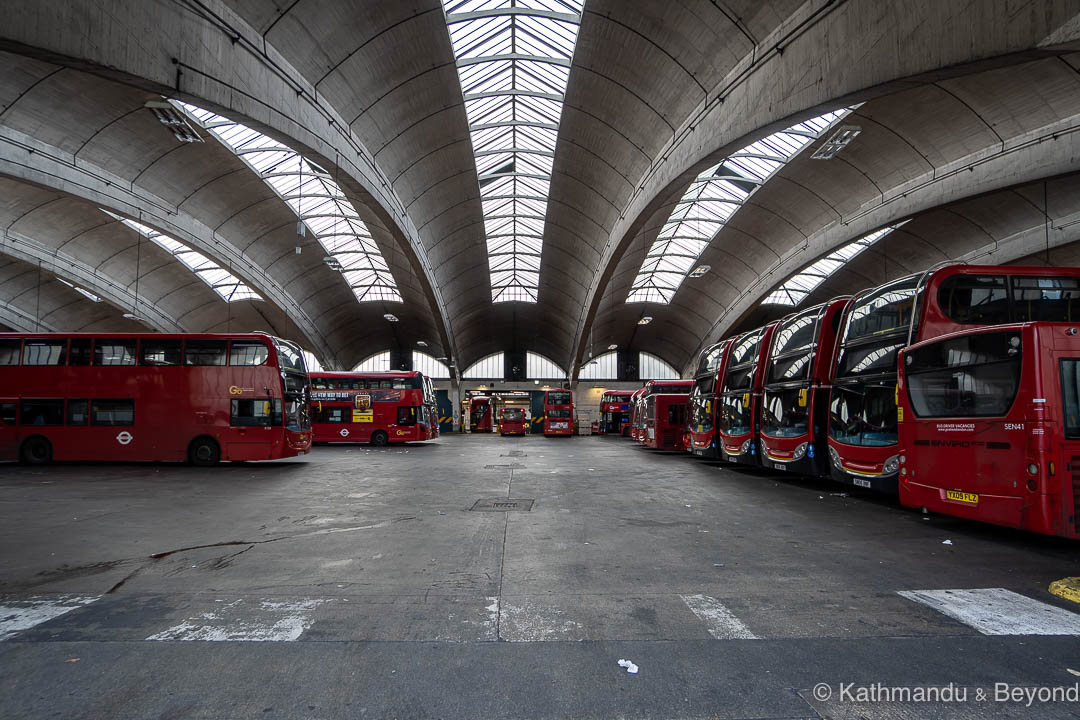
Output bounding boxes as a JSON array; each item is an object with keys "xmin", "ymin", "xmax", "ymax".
[
  {"xmin": 296, "ymin": 450, "xmax": 305, "ymax": 456},
  {"xmin": 774, "ymin": 463, "xmax": 786, "ymax": 471},
  {"xmin": 853, "ymin": 478, "xmax": 871, "ymax": 489}
]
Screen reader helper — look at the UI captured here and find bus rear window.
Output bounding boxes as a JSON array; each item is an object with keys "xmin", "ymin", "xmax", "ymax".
[
  {"xmin": 547, "ymin": 391, "xmax": 571, "ymax": 405},
  {"xmin": 1013, "ymin": 276, "xmax": 1080, "ymax": 322},
  {"xmin": 0, "ymin": 339, "xmax": 19, "ymax": 365},
  {"xmin": 937, "ymin": 275, "xmax": 1009, "ymax": 325},
  {"xmin": 905, "ymin": 331, "xmax": 1021, "ymax": 418}
]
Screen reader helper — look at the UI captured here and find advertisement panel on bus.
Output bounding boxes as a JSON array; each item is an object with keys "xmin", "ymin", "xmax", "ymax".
[{"xmin": 310, "ymin": 371, "xmax": 432, "ymax": 446}]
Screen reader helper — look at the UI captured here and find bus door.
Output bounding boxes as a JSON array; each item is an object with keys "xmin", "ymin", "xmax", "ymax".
[
  {"xmin": 0, "ymin": 399, "xmax": 16, "ymax": 461},
  {"xmin": 227, "ymin": 396, "xmax": 277, "ymax": 460},
  {"xmin": 1056, "ymin": 352, "xmax": 1080, "ymax": 531}
]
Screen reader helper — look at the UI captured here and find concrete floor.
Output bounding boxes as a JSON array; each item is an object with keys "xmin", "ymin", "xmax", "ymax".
[{"xmin": 1, "ymin": 434, "xmax": 1079, "ymax": 719}]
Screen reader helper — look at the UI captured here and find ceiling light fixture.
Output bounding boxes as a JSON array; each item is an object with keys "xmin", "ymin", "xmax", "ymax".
[
  {"xmin": 638, "ymin": 316, "xmax": 653, "ymax": 325},
  {"xmin": 145, "ymin": 101, "xmax": 202, "ymax": 143},
  {"xmin": 416, "ymin": 341, "xmax": 428, "ymax": 347},
  {"xmin": 383, "ymin": 313, "xmax": 399, "ymax": 322},
  {"xmin": 811, "ymin": 125, "xmax": 861, "ymax": 160},
  {"xmin": 323, "ymin": 256, "xmax": 343, "ymax": 271},
  {"xmin": 607, "ymin": 344, "xmax": 618, "ymax": 350},
  {"xmin": 688, "ymin": 264, "xmax": 711, "ymax": 278}
]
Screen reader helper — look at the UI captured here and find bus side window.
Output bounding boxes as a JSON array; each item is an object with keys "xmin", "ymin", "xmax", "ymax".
[
  {"xmin": 229, "ymin": 341, "xmax": 269, "ymax": 366},
  {"xmin": 230, "ymin": 399, "xmax": 273, "ymax": 426},
  {"xmin": 141, "ymin": 339, "xmax": 182, "ymax": 366},
  {"xmin": 22, "ymin": 339, "xmax": 67, "ymax": 365},
  {"xmin": 69, "ymin": 338, "xmax": 92, "ymax": 365},
  {"xmin": 94, "ymin": 339, "xmax": 137, "ymax": 366},
  {"xmin": 91, "ymin": 399, "xmax": 135, "ymax": 426},
  {"xmin": 397, "ymin": 406, "xmax": 417, "ymax": 425},
  {"xmin": 67, "ymin": 399, "xmax": 89, "ymax": 426},
  {"xmin": 21, "ymin": 399, "xmax": 64, "ymax": 426},
  {"xmin": 0, "ymin": 339, "xmax": 21, "ymax": 365},
  {"xmin": 185, "ymin": 340, "xmax": 227, "ymax": 366},
  {"xmin": 0, "ymin": 402, "xmax": 16, "ymax": 425}
]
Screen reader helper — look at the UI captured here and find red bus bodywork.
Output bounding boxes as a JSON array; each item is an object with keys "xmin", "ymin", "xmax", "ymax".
[
  {"xmin": 424, "ymin": 376, "xmax": 440, "ymax": 439},
  {"xmin": 644, "ymin": 393, "xmax": 690, "ymax": 451},
  {"xmin": 0, "ymin": 332, "xmax": 311, "ymax": 465},
  {"xmin": 758, "ymin": 297, "xmax": 851, "ymax": 477},
  {"xmin": 543, "ymin": 389, "xmax": 574, "ymax": 436},
  {"xmin": 897, "ymin": 323, "xmax": 1080, "ymax": 539},
  {"xmin": 828, "ymin": 264, "xmax": 1080, "ymax": 493},
  {"xmin": 628, "ymin": 387, "xmax": 646, "ymax": 441},
  {"xmin": 599, "ymin": 391, "xmax": 633, "ymax": 435},
  {"xmin": 499, "ymin": 407, "xmax": 527, "ymax": 436},
  {"xmin": 470, "ymin": 396, "xmax": 493, "ymax": 433},
  {"xmin": 688, "ymin": 340, "xmax": 732, "ymax": 459},
  {"xmin": 311, "ymin": 371, "xmax": 432, "ymax": 446},
  {"xmin": 633, "ymin": 380, "xmax": 694, "ymax": 445},
  {"xmin": 717, "ymin": 322, "xmax": 779, "ymax": 466}
]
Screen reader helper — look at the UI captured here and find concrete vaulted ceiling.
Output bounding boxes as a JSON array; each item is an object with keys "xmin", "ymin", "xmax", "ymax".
[{"xmin": 1, "ymin": 1, "xmax": 1080, "ymax": 377}]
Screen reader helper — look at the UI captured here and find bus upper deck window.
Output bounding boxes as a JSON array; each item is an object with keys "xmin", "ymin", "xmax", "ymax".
[
  {"xmin": 229, "ymin": 341, "xmax": 269, "ymax": 366},
  {"xmin": 94, "ymin": 339, "xmax": 137, "ymax": 366},
  {"xmin": 937, "ymin": 275, "xmax": 1008, "ymax": 324},
  {"xmin": 22, "ymin": 340, "xmax": 67, "ymax": 365},
  {"xmin": 140, "ymin": 339, "xmax": 182, "ymax": 366},
  {"xmin": 185, "ymin": 340, "xmax": 227, "ymax": 366},
  {"xmin": 68, "ymin": 338, "xmax": 91, "ymax": 365},
  {"xmin": 0, "ymin": 339, "xmax": 19, "ymax": 365}
]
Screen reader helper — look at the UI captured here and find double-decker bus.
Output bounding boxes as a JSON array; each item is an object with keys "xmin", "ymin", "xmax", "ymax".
[
  {"xmin": 688, "ymin": 341, "xmax": 731, "ymax": 458},
  {"xmin": 423, "ymin": 375, "xmax": 439, "ymax": 439},
  {"xmin": 758, "ymin": 297, "xmax": 850, "ymax": 476},
  {"xmin": 631, "ymin": 380, "xmax": 694, "ymax": 445},
  {"xmin": 310, "ymin": 371, "xmax": 432, "ymax": 446},
  {"xmin": 643, "ymin": 391, "xmax": 691, "ymax": 451},
  {"xmin": 716, "ymin": 322, "xmax": 779, "ymax": 466},
  {"xmin": 828, "ymin": 264, "xmax": 1080, "ymax": 493},
  {"xmin": 628, "ymin": 387, "xmax": 647, "ymax": 441},
  {"xmin": 0, "ymin": 332, "xmax": 311, "ymax": 465},
  {"xmin": 499, "ymin": 406, "xmax": 527, "ymax": 436},
  {"xmin": 469, "ymin": 396, "xmax": 493, "ymax": 432},
  {"xmin": 599, "ymin": 391, "xmax": 634, "ymax": 435},
  {"xmin": 897, "ymin": 322, "xmax": 1080, "ymax": 539},
  {"xmin": 543, "ymin": 389, "xmax": 574, "ymax": 436}
]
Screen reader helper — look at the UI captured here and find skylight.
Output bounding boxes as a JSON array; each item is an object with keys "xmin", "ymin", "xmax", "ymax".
[
  {"xmin": 627, "ymin": 109, "xmax": 851, "ymax": 304},
  {"xmin": 177, "ymin": 102, "xmax": 402, "ymax": 303},
  {"xmin": 444, "ymin": 0, "xmax": 584, "ymax": 303},
  {"xmin": 763, "ymin": 222, "xmax": 907, "ymax": 306},
  {"xmin": 102, "ymin": 211, "xmax": 261, "ymax": 302}
]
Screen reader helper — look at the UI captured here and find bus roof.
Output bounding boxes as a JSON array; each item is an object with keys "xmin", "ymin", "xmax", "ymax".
[{"xmin": 312, "ymin": 370, "xmax": 423, "ymax": 378}]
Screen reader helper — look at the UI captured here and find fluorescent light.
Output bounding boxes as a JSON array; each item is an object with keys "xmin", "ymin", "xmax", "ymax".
[
  {"xmin": 811, "ymin": 125, "xmax": 861, "ymax": 160},
  {"xmin": 383, "ymin": 314, "xmax": 399, "ymax": 322},
  {"xmin": 57, "ymin": 278, "xmax": 102, "ymax": 303},
  {"xmin": 607, "ymin": 344, "xmax": 618, "ymax": 350},
  {"xmin": 416, "ymin": 341, "xmax": 428, "ymax": 347},
  {"xmin": 145, "ymin": 101, "xmax": 202, "ymax": 143},
  {"xmin": 688, "ymin": 264, "xmax": 711, "ymax": 278},
  {"xmin": 638, "ymin": 316, "xmax": 652, "ymax": 325}
]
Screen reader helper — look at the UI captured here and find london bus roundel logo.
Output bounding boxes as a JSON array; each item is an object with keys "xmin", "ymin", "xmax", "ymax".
[
  {"xmin": 339, "ymin": 428, "xmax": 350, "ymax": 437},
  {"xmin": 116, "ymin": 431, "xmax": 133, "ymax": 445}
]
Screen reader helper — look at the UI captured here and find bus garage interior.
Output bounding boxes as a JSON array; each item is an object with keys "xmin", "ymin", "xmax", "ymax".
[{"xmin": 3, "ymin": 2, "xmax": 1080, "ymax": 718}]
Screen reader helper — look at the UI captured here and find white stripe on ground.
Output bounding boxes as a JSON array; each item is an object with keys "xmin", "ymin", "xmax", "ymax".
[
  {"xmin": 498, "ymin": 601, "xmax": 585, "ymax": 642},
  {"xmin": 146, "ymin": 598, "xmax": 328, "ymax": 641},
  {"xmin": 0, "ymin": 595, "xmax": 100, "ymax": 640},
  {"xmin": 679, "ymin": 594, "xmax": 757, "ymax": 639},
  {"xmin": 898, "ymin": 588, "xmax": 1080, "ymax": 635}
]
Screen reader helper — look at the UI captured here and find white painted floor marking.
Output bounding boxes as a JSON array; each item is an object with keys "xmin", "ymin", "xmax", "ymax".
[
  {"xmin": 146, "ymin": 598, "xmax": 328, "ymax": 641},
  {"xmin": 0, "ymin": 595, "xmax": 100, "ymax": 640},
  {"xmin": 498, "ymin": 601, "xmax": 585, "ymax": 642},
  {"xmin": 680, "ymin": 594, "xmax": 757, "ymax": 639},
  {"xmin": 898, "ymin": 588, "xmax": 1080, "ymax": 635}
]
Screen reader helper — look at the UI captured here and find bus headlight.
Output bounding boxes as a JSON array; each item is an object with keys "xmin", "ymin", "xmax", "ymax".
[
  {"xmin": 791, "ymin": 442, "xmax": 809, "ymax": 461},
  {"xmin": 740, "ymin": 438, "xmax": 753, "ymax": 455},
  {"xmin": 829, "ymin": 445, "xmax": 842, "ymax": 470},
  {"xmin": 883, "ymin": 455, "xmax": 900, "ymax": 475},
  {"xmin": 1027, "ymin": 463, "xmax": 1038, "ymax": 476}
]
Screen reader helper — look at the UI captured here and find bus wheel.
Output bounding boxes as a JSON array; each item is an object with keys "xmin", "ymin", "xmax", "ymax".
[
  {"xmin": 370, "ymin": 430, "xmax": 389, "ymax": 447},
  {"xmin": 188, "ymin": 437, "xmax": 221, "ymax": 467},
  {"xmin": 21, "ymin": 436, "xmax": 52, "ymax": 465}
]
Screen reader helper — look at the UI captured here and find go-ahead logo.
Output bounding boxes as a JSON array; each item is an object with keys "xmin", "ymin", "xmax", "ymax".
[{"xmin": 116, "ymin": 431, "xmax": 133, "ymax": 445}]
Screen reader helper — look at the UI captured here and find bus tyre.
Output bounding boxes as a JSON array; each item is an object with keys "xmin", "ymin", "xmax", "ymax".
[
  {"xmin": 21, "ymin": 436, "xmax": 52, "ymax": 465},
  {"xmin": 370, "ymin": 430, "xmax": 389, "ymax": 447},
  {"xmin": 188, "ymin": 437, "xmax": 221, "ymax": 467}
]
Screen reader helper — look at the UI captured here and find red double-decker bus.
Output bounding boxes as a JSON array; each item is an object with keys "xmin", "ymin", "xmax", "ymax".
[
  {"xmin": 828, "ymin": 264, "xmax": 1080, "ymax": 493},
  {"xmin": 470, "ymin": 396, "xmax": 493, "ymax": 433},
  {"xmin": 599, "ymin": 391, "xmax": 633, "ymax": 435},
  {"xmin": 758, "ymin": 297, "xmax": 851, "ymax": 476},
  {"xmin": 543, "ymin": 389, "xmax": 574, "ymax": 436},
  {"xmin": 310, "ymin": 371, "xmax": 432, "ymax": 446},
  {"xmin": 0, "ymin": 332, "xmax": 311, "ymax": 465},
  {"xmin": 499, "ymin": 406, "xmax": 527, "ymax": 436},
  {"xmin": 423, "ymin": 375, "xmax": 440, "ymax": 439},
  {"xmin": 628, "ymin": 387, "xmax": 647, "ymax": 441},
  {"xmin": 716, "ymin": 322, "xmax": 779, "ymax": 466},
  {"xmin": 688, "ymin": 340, "xmax": 732, "ymax": 459},
  {"xmin": 631, "ymin": 380, "xmax": 694, "ymax": 445},
  {"xmin": 644, "ymin": 391, "xmax": 691, "ymax": 451},
  {"xmin": 897, "ymin": 322, "xmax": 1080, "ymax": 539}
]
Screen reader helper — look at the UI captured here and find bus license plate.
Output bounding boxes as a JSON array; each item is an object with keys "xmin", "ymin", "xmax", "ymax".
[
  {"xmin": 773, "ymin": 463, "xmax": 786, "ymax": 471},
  {"xmin": 852, "ymin": 478, "xmax": 871, "ymax": 489},
  {"xmin": 946, "ymin": 490, "xmax": 978, "ymax": 505}
]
